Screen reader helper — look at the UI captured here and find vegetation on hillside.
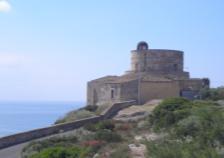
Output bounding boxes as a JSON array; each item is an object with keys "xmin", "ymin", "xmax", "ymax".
[
  {"xmin": 22, "ymin": 89, "xmax": 224, "ymax": 158},
  {"xmin": 200, "ymin": 87, "xmax": 224, "ymax": 101},
  {"xmin": 55, "ymin": 104, "xmax": 110, "ymax": 124},
  {"xmin": 147, "ymin": 97, "xmax": 224, "ymax": 158},
  {"xmin": 22, "ymin": 120, "xmax": 128, "ymax": 158}
]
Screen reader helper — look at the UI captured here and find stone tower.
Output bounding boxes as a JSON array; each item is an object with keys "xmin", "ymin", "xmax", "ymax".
[
  {"xmin": 130, "ymin": 41, "xmax": 188, "ymax": 78},
  {"xmin": 87, "ymin": 41, "xmax": 209, "ymax": 106}
]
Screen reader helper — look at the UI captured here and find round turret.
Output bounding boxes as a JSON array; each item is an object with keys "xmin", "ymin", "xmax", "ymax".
[
  {"xmin": 131, "ymin": 41, "xmax": 184, "ymax": 73},
  {"xmin": 137, "ymin": 41, "xmax": 148, "ymax": 50}
]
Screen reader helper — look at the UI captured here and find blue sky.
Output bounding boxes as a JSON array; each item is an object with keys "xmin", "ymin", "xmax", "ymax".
[{"xmin": 0, "ymin": 0, "xmax": 223, "ymax": 102}]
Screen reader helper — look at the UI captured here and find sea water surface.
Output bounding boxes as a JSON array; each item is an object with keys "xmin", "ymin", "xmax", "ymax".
[{"xmin": 0, "ymin": 101, "xmax": 84, "ymax": 137}]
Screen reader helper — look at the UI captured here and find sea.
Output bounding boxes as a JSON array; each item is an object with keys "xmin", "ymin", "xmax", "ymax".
[{"xmin": 0, "ymin": 101, "xmax": 84, "ymax": 138}]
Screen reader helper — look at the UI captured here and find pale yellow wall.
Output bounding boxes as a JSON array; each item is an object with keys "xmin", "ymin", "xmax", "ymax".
[{"xmin": 140, "ymin": 81, "xmax": 180, "ymax": 103}]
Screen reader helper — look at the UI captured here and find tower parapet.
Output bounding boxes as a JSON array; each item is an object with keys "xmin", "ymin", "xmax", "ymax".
[{"xmin": 130, "ymin": 42, "xmax": 188, "ymax": 78}]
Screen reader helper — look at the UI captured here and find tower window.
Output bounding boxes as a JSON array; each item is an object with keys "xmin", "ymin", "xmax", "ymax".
[
  {"xmin": 111, "ymin": 89, "xmax": 115, "ymax": 99},
  {"xmin": 173, "ymin": 64, "xmax": 178, "ymax": 71},
  {"xmin": 135, "ymin": 63, "xmax": 138, "ymax": 71}
]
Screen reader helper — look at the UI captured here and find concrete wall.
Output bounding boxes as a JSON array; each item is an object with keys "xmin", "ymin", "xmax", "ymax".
[
  {"xmin": 0, "ymin": 100, "xmax": 136, "ymax": 150},
  {"xmin": 139, "ymin": 81, "xmax": 180, "ymax": 104}
]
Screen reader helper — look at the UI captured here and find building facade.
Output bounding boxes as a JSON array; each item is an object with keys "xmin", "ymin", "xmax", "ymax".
[{"xmin": 87, "ymin": 42, "xmax": 209, "ymax": 105}]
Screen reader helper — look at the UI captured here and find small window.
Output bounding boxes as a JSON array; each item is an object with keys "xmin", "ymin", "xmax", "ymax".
[
  {"xmin": 111, "ymin": 89, "xmax": 115, "ymax": 99},
  {"xmin": 135, "ymin": 63, "xmax": 138, "ymax": 71},
  {"xmin": 173, "ymin": 64, "xmax": 178, "ymax": 71}
]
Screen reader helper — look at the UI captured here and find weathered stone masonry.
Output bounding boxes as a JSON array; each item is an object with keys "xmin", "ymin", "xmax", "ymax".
[{"xmin": 87, "ymin": 41, "xmax": 209, "ymax": 105}]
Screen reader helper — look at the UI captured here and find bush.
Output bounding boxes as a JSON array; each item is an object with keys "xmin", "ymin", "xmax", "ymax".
[
  {"xmin": 142, "ymin": 98, "xmax": 224, "ymax": 157},
  {"xmin": 200, "ymin": 87, "xmax": 224, "ymax": 101},
  {"xmin": 174, "ymin": 115, "xmax": 202, "ymax": 138},
  {"xmin": 82, "ymin": 140, "xmax": 104, "ymax": 153},
  {"xmin": 146, "ymin": 140, "xmax": 221, "ymax": 158},
  {"xmin": 115, "ymin": 123, "xmax": 132, "ymax": 131},
  {"xmin": 96, "ymin": 120, "xmax": 115, "ymax": 131},
  {"xmin": 110, "ymin": 144, "xmax": 130, "ymax": 158},
  {"xmin": 85, "ymin": 105, "xmax": 98, "ymax": 112},
  {"xmin": 55, "ymin": 109, "xmax": 95, "ymax": 124},
  {"xmin": 22, "ymin": 136, "xmax": 78, "ymax": 158},
  {"xmin": 29, "ymin": 146, "xmax": 87, "ymax": 158},
  {"xmin": 150, "ymin": 97, "xmax": 192, "ymax": 130},
  {"xmin": 23, "ymin": 136, "xmax": 78, "ymax": 151},
  {"xmin": 85, "ymin": 120, "xmax": 115, "ymax": 132},
  {"xmin": 94, "ymin": 130, "xmax": 122, "ymax": 142}
]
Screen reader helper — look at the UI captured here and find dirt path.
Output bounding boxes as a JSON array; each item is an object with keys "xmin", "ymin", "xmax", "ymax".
[{"xmin": 0, "ymin": 143, "xmax": 27, "ymax": 158}]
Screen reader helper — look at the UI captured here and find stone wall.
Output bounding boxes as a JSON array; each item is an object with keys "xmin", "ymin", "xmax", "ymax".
[
  {"xmin": 87, "ymin": 81, "xmax": 122, "ymax": 106},
  {"xmin": 131, "ymin": 49, "xmax": 185, "ymax": 74},
  {"xmin": 0, "ymin": 100, "xmax": 136, "ymax": 150},
  {"xmin": 178, "ymin": 79, "xmax": 204, "ymax": 91},
  {"xmin": 102, "ymin": 100, "xmax": 137, "ymax": 119},
  {"xmin": 120, "ymin": 80, "xmax": 139, "ymax": 102},
  {"xmin": 0, "ymin": 116, "xmax": 103, "ymax": 150},
  {"xmin": 140, "ymin": 81, "xmax": 180, "ymax": 104}
]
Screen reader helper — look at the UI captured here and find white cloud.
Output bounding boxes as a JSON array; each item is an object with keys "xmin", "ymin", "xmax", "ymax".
[
  {"xmin": 0, "ymin": 0, "xmax": 11, "ymax": 13},
  {"xmin": 0, "ymin": 54, "xmax": 27, "ymax": 68}
]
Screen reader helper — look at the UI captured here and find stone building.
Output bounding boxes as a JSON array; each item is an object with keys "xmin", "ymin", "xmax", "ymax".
[{"xmin": 87, "ymin": 42, "xmax": 209, "ymax": 105}]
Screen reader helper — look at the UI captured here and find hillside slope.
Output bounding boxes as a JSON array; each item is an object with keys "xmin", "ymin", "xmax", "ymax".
[{"xmin": 21, "ymin": 98, "xmax": 224, "ymax": 158}]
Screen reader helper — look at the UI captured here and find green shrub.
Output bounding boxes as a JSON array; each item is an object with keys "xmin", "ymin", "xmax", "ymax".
[
  {"xmin": 174, "ymin": 115, "xmax": 202, "ymax": 138},
  {"xmin": 94, "ymin": 130, "xmax": 122, "ymax": 142},
  {"xmin": 22, "ymin": 136, "xmax": 78, "ymax": 158},
  {"xmin": 200, "ymin": 87, "xmax": 224, "ymax": 101},
  {"xmin": 146, "ymin": 140, "xmax": 221, "ymax": 158},
  {"xmin": 96, "ymin": 120, "xmax": 115, "ymax": 131},
  {"xmin": 81, "ymin": 140, "xmax": 105, "ymax": 154},
  {"xmin": 170, "ymin": 101, "xmax": 224, "ymax": 147},
  {"xmin": 85, "ymin": 105, "xmax": 98, "ymax": 112},
  {"xmin": 85, "ymin": 120, "xmax": 115, "ymax": 132},
  {"xmin": 148, "ymin": 98, "xmax": 224, "ymax": 156},
  {"xmin": 110, "ymin": 144, "xmax": 130, "ymax": 158},
  {"xmin": 84, "ymin": 123, "xmax": 97, "ymax": 132},
  {"xmin": 29, "ymin": 146, "xmax": 87, "ymax": 158},
  {"xmin": 150, "ymin": 97, "xmax": 192, "ymax": 130},
  {"xmin": 115, "ymin": 123, "xmax": 133, "ymax": 131},
  {"xmin": 55, "ymin": 109, "xmax": 95, "ymax": 124},
  {"xmin": 188, "ymin": 104, "xmax": 224, "ymax": 146}
]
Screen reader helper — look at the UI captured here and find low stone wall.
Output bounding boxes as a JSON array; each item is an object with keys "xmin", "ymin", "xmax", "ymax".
[
  {"xmin": 0, "ymin": 116, "xmax": 103, "ymax": 150},
  {"xmin": 0, "ymin": 100, "xmax": 136, "ymax": 150},
  {"xmin": 102, "ymin": 100, "xmax": 137, "ymax": 119}
]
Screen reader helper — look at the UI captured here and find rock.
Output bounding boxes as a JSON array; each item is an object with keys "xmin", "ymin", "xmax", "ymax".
[
  {"xmin": 128, "ymin": 144, "xmax": 146, "ymax": 158},
  {"xmin": 93, "ymin": 153, "xmax": 99, "ymax": 158},
  {"xmin": 134, "ymin": 136, "xmax": 143, "ymax": 141}
]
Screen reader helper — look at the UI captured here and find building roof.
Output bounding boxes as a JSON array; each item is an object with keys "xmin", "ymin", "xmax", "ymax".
[
  {"xmin": 89, "ymin": 75, "xmax": 118, "ymax": 83},
  {"xmin": 104, "ymin": 73, "xmax": 173, "ymax": 84}
]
